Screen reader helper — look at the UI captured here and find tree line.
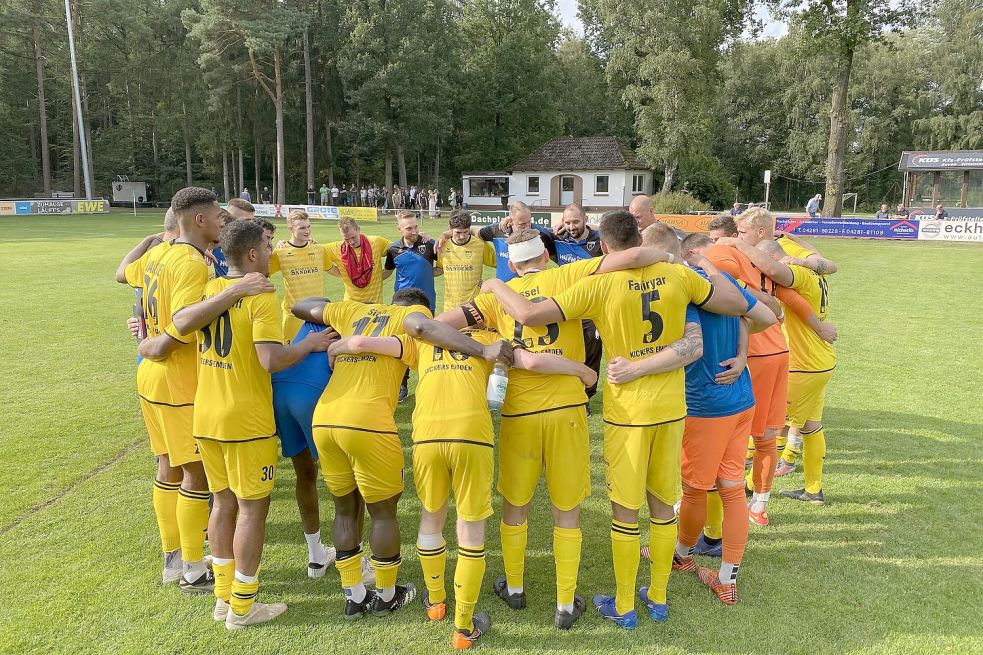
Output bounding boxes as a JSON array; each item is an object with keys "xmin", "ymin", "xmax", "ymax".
[{"xmin": 0, "ymin": 0, "xmax": 979, "ymax": 213}]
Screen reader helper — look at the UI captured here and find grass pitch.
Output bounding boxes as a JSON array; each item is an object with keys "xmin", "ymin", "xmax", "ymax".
[{"xmin": 0, "ymin": 212, "xmax": 981, "ymax": 654}]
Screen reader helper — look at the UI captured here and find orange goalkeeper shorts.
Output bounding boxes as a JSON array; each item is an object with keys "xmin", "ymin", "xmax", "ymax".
[
  {"xmin": 681, "ymin": 408, "xmax": 755, "ymax": 489},
  {"xmin": 747, "ymin": 352, "xmax": 789, "ymax": 436}
]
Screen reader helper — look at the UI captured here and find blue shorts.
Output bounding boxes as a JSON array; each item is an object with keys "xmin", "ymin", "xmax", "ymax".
[{"xmin": 273, "ymin": 382, "xmax": 324, "ymax": 459}]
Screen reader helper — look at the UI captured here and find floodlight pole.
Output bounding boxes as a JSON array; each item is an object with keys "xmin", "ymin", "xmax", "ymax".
[{"xmin": 65, "ymin": 0, "xmax": 93, "ymax": 199}]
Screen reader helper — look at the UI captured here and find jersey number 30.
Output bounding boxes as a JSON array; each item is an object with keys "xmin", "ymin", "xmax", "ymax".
[{"xmin": 200, "ymin": 310, "xmax": 233, "ymax": 358}]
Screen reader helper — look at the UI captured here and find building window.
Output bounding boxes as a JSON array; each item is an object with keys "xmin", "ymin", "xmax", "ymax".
[
  {"xmin": 595, "ymin": 175, "xmax": 609, "ymax": 194},
  {"xmin": 467, "ymin": 177, "xmax": 509, "ymax": 197},
  {"xmin": 632, "ymin": 174, "xmax": 645, "ymax": 193},
  {"xmin": 528, "ymin": 176, "xmax": 540, "ymax": 194}
]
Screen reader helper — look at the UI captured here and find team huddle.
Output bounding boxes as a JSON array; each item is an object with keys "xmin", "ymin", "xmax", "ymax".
[{"xmin": 116, "ymin": 187, "xmax": 837, "ymax": 647}]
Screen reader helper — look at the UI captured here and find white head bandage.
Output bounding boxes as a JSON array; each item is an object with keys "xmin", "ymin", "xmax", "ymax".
[{"xmin": 507, "ymin": 236, "xmax": 546, "ymax": 263}]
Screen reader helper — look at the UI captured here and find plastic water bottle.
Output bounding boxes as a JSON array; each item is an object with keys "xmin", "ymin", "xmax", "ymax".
[{"xmin": 486, "ymin": 362, "xmax": 509, "ymax": 412}]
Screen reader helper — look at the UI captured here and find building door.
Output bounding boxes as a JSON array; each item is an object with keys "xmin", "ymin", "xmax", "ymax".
[{"xmin": 560, "ymin": 176, "xmax": 575, "ymax": 205}]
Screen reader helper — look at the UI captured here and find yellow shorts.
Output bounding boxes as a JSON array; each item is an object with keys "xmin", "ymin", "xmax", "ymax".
[
  {"xmin": 139, "ymin": 398, "xmax": 200, "ymax": 467},
  {"xmin": 282, "ymin": 311, "xmax": 302, "ymax": 344},
  {"xmin": 314, "ymin": 426, "xmax": 404, "ymax": 503},
  {"xmin": 412, "ymin": 440, "xmax": 493, "ymax": 522},
  {"xmin": 786, "ymin": 369, "xmax": 834, "ymax": 428},
  {"xmin": 498, "ymin": 406, "xmax": 590, "ymax": 511},
  {"xmin": 604, "ymin": 419, "xmax": 685, "ymax": 509},
  {"xmin": 198, "ymin": 437, "xmax": 278, "ymax": 500}
]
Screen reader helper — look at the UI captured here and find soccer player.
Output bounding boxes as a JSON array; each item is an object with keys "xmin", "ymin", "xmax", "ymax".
[
  {"xmin": 481, "ymin": 212, "xmax": 753, "ymax": 629},
  {"xmin": 436, "ymin": 210, "xmax": 496, "ymax": 313},
  {"xmin": 669, "ymin": 231, "xmax": 778, "ymax": 605},
  {"xmin": 384, "ymin": 211, "xmax": 442, "ymax": 313},
  {"xmin": 190, "ymin": 219, "xmax": 338, "ymax": 628},
  {"xmin": 707, "ymin": 214, "xmax": 738, "ymax": 244},
  {"xmin": 442, "ymin": 201, "xmax": 556, "ymax": 282},
  {"xmin": 715, "ymin": 237, "xmax": 836, "ymax": 504},
  {"xmin": 226, "ymin": 197, "xmax": 256, "ymax": 221},
  {"xmin": 550, "ymin": 204, "xmax": 604, "ymax": 403},
  {"xmin": 290, "ymin": 289, "xmax": 438, "ymax": 619},
  {"xmin": 323, "ymin": 217, "xmax": 392, "ymax": 303},
  {"xmin": 116, "ymin": 187, "xmax": 273, "ymax": 591},
  {"xmin": 268, "ymin": 210, "xmax": 332, "ymax": 343}
]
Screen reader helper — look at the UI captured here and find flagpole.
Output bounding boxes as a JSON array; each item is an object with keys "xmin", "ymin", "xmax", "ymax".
[{"xmin": 65, "ymin": 0, "xmax": 93, "ymax": 199}]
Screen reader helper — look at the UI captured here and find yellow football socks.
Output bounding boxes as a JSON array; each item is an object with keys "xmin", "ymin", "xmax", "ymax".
[
  {"xmin": 176, "ymin": 488, "xmax": 210, "ymax": 562},
  {"xmin": 803, "ymin": 428, "xmax": 827, "ymax": 494},
  {"xmin": 417, "ymin": 537, "xmax": 447, "ymax": 604},
  {"xmin": 647, "ymin": 517, "xmax": 677, "ymax": 605},
  {"xmin": 212, "ymin": 557, "xmax": 235, "ymax": 603},
  {"xmin": 610, "ymin": 520, "xmax": 640, "ymax": 615},
  {"xmin": 553, "ymin": 527, "xmax": 582, "ymax": 608},
  {"xmin": 230, "ymin": 570, "xmax": 259, "ymax": 616},
  {"xmin": 371, "ymin": 555, "xmax": 401, "ymax": 592},
  {"xmin": 152, "ymin": 479, "xmax": 180, "ymax": 553},
  {"xmin": 337, "ymin": 549, "xmax": 364, "ymax": 588},
  {"xmin": 704, "ymin": 488, "xmax": 723, "ymax": 541},
  {"xmin": 454, "ymin": 545, "xmax": 486, "ymax": 633},
  {"xmin": 500, "ymin": 520, "xmax": 527, "ymax": 591}
]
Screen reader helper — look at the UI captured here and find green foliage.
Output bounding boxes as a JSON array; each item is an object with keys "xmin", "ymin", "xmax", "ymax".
[{"xmin": 649, "ymin": 191, "xmax": 710, "ymax": 214}]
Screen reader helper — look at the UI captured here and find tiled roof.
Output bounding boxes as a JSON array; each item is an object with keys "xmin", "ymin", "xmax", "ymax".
[{"xmin": 508, "ymin": 136, "xmax": 646, "ymax": 171}]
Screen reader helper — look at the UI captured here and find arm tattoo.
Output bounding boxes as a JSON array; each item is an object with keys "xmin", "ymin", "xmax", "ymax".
[
  {"xmin": 669, "ymin": 324, "xmax": 702, "ymax": 359},
  {"xmin": 815, "ymin": 259, "xmax": 829, "ymax": 275}
]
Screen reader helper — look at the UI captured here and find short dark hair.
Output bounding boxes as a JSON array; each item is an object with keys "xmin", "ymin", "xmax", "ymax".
[
  {"xmin": 171, "ymin": 186, "xmax": 217, "ymax": 214},
  {"xmin": 220, "ymin": 219, "xmax": 265, "ymax": 267},
  {"xmin": 392, "ymin": 288, "xmax": 431, "ymax": 309},
  {"xmin": 448, "ymin": 210, "xmax": 472, "ymax": 230},
  {"xmin": 252, "ymin": 217, "xmax": 275, "ymax": 234},
  {"xmin": 227, "ymin": 198, "xmax": 255, "ymax": 213},
  {"xmin": 708, "ymin": 214, "xmax": 737, "ymax": 235},
  {"xmin": 599, "ymin": 210, "xmax": 641, "ymax": 250},
  {"xmin": 681, "ymin": 232, "xmax": 712, "ymax": 252},
  {"xmin": 217, "ymin": 208, "xmax": 235, "ymax": 227}
]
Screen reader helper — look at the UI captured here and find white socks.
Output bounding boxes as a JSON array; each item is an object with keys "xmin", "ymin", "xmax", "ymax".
[
  {"xmin": 719, "ymin": 561, "xmax": 740, "ymax": 585},
  {"xmin": 674, "ymin": 541, "xmax": 693, "ymax": 558},
  {"xmin": 346, "ymin": 583, "xmax": 367, "ymax": 603},
  {"xmin": 377, "ymin": 586, "xmax": 395, "ymax": 603},
  {"xmin": 305, "ymin": 530, "xmax": 326, "ymax": 564}
]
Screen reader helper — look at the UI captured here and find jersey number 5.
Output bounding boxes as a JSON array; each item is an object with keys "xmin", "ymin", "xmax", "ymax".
[{"xmin": 640, "ymin": 290, "xmax": 664, "ymax": 344}]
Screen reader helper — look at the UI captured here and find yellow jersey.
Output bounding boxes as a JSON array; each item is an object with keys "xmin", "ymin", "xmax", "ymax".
[
  {"xmin": 776, "ymin": 234, "xmax": 815, "ymax": 260},
  {"xmin": 552, "ymin": 263, "xmax": 713, "ymax": 426},
  {"xmin": 783, "ymin": 265, "xmax": 835, "ymax": 373},
  {"xmin": 398, "ymin": 329, "xmax": 500, "ymax": 445},
  {"xmin": 192, "ymin": 277, "xmax": 283, "ymax": 441},
  {"xmin": 324, "ymin": 235, "xmax": 392, "ymax": 303},
  {"xmin": 466, "ymin": 257, "xmax": 604, "ymax": 415},
  {"xmin": 437, "ymin": 236, "xmax": 496, "ymax": 312},
  {"xmin": 312, "ymin": 301, "xmax": 432, "ymax": 434},
  {"xmin": 269, "ymin": 240, "xmax": 332, "ymax": 312},
  {"xmin": 124, "ymin": 240, "xmax": 209, "ymax": 406}
]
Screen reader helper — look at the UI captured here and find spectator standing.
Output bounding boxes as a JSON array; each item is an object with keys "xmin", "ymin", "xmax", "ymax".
[
  {"xmin": 392, "ymin": 187, "xmax": 401, "ymax": 210},
  {"xmin": 730, "ymin": 202, "xmax": 741, "ymax": 217},
  {"xmin": 331, "ymin": 184, "xmax": 339, "ymax": 206},
  {"xmin": 429, "ymin": 190, "xmax": 438, "ymax": 217},
  {"xmin": 319, "ymin": 182, "xmax": 329, "ymax": 205},
  {"xmin": 875, "ymin": 204, "xmax": 890, "ymax": 219},
  {"xmin": 240, "ymin": 187, "xmax": 252, "ymax": 203},
  {"xmin": 261, "ymin": 187, "xmax": 272, "ymax": 204},
  {"xmin": 307, "ymin": 185, "xmax": 317, "ymax": 205},
  {"xmin": 935, "ymin": 204, "xmax": 948, "ymax": 220},
  {"xmin": 806, "ymin": 193, "xmax": 822, "ymax": 218},
  {"xmin": 361, "ymin": 186, "xmax": 368, "ymax": 207},
  {"xmin": 449, "ymin": 188, "xmax": 457, "ymax": 208}
]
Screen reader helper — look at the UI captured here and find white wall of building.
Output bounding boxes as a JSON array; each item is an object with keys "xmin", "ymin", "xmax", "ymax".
[{"xmin": 463, "ymin": 169, "xmax": 653, "ymax": 209}]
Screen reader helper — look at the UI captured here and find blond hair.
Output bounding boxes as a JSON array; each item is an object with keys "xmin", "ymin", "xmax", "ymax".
[
  {"xmin": 287, "ymin": 209, "xmax": 310, "ymax": 227},
  {"xmin": 736, "ymin": 207, "xmax": 775, "ymax": 235},
  {"xmin": 509, "ymin": 200, "xmax": 531, "ymax": 218},
  {"xmin": 641, "ymin": 223, "xmax": 681, "ymax": 255},
  {"xmin": 396, "ymin": 210, "xmax": 416, "ymax": 223},
  {"xmin": 338, "ymin": 217, "xmax": 359, "ymax": 231}
]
